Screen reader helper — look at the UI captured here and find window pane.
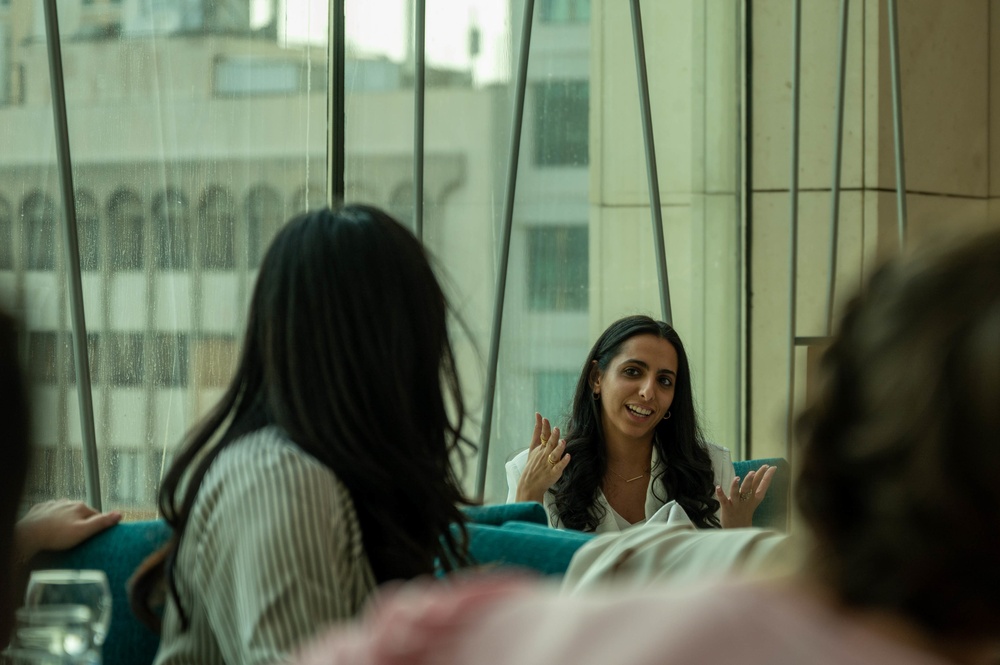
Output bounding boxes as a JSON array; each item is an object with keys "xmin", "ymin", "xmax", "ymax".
[
  {"xmin": 106, "ymin": 188, "xmax": 144, "ymax": 272},
  {"xmin": 23, "ymin": 191, "xmax": 57, "ymax": 271},
  {"xmin": 0, "ymin": 195, "xmax": 12, "ymax": 270},
  {"xmin": 152, "ymin": 188, "xmax": 190, "ymax": 270},
  {"xmin": 1, "ymin": 1, "xmax": 329, "ymax": 515},
  {"xmin": 76, "ymin": 190, "xmax": 101, "ymax": 271},
  {"xmin": 527, "ymin": 226, "xmax": 588, "ymax": 311},
  {"xmin": 533, "ymin": 81, "xmax": 589, "ymax": 166}
]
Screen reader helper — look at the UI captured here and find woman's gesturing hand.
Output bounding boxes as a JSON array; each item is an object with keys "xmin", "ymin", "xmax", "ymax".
[
  {"xmin": 515, "ymin": 413, "xmax": 571, "ymax": 504},
  {"xmin": 715, "ymin": 464, "xmax": 777, "ymax": 529}
]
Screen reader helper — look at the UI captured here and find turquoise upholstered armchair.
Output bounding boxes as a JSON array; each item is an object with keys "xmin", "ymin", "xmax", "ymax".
[{"xmin": 33, "ymin": 458, "xmax": 788, "ymax": 665}]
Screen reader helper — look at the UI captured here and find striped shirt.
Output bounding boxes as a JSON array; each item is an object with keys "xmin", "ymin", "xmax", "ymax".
[{"xmin": 153, "ymin": 426, "xmax": 376, "ymax": 665}]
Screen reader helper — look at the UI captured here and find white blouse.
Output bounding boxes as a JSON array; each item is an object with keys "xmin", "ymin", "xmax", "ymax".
[{"xmin": 505, "ymin": 442, "xmax": 735, "ymax": 533}]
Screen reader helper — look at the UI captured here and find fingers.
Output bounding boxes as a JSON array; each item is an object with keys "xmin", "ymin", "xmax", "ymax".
[
  {"xmin": 543, "ymin": 436, "xmax": 566, "ymax": 467},
  {"xmin": 531, "ymin": 414, "xmax": 555, "ymax": 451},
  {"xmin": 727, "ymin": 475, "xmax": 740, "ymax": 501},
  {"xmin": 554, "ymin": 448, "xmax": 571, "ymax": 474},
  {"xmin": 75, "ymin": 511, "xmax": 122, "ymax": 541},
  {"xmin": 715, "ymin": 485, "xmax": 730, "ymax": 505},
  {"xmin": 531, "ymin": 412, "xmax": 543, "ymax": 450},
  {"xmin": 753, "ymin": 465, "xmax": 777, "ymax": 501}
]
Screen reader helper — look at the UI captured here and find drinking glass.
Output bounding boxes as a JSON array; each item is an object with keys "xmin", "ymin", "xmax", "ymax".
[
  {"xmin": 2, "ymin": 604, "xmax": 96, "ymax": 664},
  {"xmin": 24, "ymin": 571, "xmax": 111, "ymax": 648}
]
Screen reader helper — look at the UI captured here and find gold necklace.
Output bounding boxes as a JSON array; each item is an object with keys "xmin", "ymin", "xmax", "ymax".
[{"xmin": 608, "ymin": 468, "xmax": 649, "ymax": 483}]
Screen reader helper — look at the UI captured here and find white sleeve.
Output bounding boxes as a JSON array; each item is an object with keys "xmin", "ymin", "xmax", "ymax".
[{"xmin": 504, "ymin": 449, "xmax": 530, "ymax": 504}]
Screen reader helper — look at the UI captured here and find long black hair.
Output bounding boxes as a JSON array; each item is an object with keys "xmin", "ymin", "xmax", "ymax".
[
  {"xmin": 551, "ymin": 315, "xmax": 720, "ymax": 531},
  {"xmin": 0, "ymin": 308, "xmax": 30, "ymax": 646},
  {"xmin": 131, "ymin": 205, "xmax": 473, "ymax": 629}
]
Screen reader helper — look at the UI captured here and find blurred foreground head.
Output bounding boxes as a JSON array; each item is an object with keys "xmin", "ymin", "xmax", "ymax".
[{"xmin": 796, "ymin": 228, "xmax": 1000, "ymax": 642}]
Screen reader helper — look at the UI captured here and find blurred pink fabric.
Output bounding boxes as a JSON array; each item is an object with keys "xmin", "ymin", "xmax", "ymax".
[{"xmin": 292, "ymin": 574, "xmax": 949, "ymax": 665}]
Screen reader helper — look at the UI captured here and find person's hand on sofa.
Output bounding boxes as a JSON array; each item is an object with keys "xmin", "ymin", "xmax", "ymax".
[
  {"xmin": 715, "ymin": 465, "xmax": 776, "ymax": 529},
  {"xmin": 15, "ymin": 499, "xmax": 122, "ymax": 561}
]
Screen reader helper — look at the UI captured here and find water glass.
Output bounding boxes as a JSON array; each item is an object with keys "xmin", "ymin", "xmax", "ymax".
[
  {"xmin": 24, "ymin": 571, "xmax": 111, "ymax": 648},
  {"xmin": 1, "ymin": 604, "xmax": 97, "ymax": 664}
]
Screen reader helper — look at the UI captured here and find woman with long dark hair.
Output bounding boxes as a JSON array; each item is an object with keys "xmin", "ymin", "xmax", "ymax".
[
  {"xmin": 507, "ymin": 315, "xmax": 773, "ymax": 531},
  {"xmin": 131, "ymin": 205, "xmax": 473, "ymax": 665}
]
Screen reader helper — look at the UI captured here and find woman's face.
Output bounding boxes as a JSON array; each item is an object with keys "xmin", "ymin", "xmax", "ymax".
[{"xmin": 592, "ymin": 333, "xmax": 678, "ymax": 446}]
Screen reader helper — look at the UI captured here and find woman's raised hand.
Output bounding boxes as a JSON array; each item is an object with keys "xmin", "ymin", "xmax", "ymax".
[
  {"xmin": 715, "ymin": 464, "xmax": 777, "ymax": 529},
  {"xmin": 515, "ymin": 413, "xmax": 571, "ymax": 504}
]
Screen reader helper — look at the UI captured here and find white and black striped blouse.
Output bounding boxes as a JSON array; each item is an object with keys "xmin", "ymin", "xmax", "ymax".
[{"xmin": 153, "ymin": 426, "xmax": 376, "ymax": 665}]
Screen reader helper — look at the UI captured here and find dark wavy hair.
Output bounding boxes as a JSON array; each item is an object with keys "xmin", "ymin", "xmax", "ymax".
[
  {"xmin": 796, "ymin": 229, "xmax": 1000, "ymax": 641},
  {"xmin": 551, "ymin": 315, "xmax": 720, "ymax": 531},
  {"xmin": 0, "ymin": 309, "xmax": 30, "ymax": 646},
  {"xmin": 131, "ymin": 205, "xmax": 473, "ymax": 630}
]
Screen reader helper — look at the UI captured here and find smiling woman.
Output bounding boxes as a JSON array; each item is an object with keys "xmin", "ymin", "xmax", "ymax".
[{"xmin": 506, "ymin": 315, "xmax": 774, "ymax": 533}]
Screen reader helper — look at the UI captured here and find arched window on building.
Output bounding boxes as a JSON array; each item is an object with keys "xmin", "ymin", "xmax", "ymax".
[
  {"xmin": 22, "ymin": 191, "xmax": 57, "ymax": 271},
  {"xmin": 75, "ymin": 190, "xmax": 101, "ymax": 271},
  {"xmin": 152, "ymin": 188, "xmax": 190, "ymax": 270},
  {"xmin": 246, "ymin": 184, "xmax": 282, "ymax": 268},
  {"xmin": 106, "ymin": 188, "xmax": 145, "ymax": 271},
  {"xmin": 0, "ymin": 195, "xmax": 12, "ymax": 270},
  {"xmin": 198, "ymin": 186, "xmax": 235, "ymax": 270}
]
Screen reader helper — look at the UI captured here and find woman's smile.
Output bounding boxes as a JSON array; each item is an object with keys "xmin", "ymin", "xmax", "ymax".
[{"xmin": 593, "ymin": 334, "xmax": 678, "ymax": 445}]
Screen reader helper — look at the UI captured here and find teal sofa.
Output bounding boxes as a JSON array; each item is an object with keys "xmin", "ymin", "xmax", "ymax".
[{"xmin": 35, "ymin": 458, "xmax": 789, "ymax": 665}]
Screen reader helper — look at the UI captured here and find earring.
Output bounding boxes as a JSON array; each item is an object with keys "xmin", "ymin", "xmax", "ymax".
[
  {"xmin": 592, "ymin": 391, "xmax": 600, "ymax": 401},
  {"xmin": 663, "ymin": 410, "xmax": 671, "ymax": 420}
]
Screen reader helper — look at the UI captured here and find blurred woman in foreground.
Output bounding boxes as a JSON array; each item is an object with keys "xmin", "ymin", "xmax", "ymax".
[{"xmin": 296, "ymin": 228, "xmax": 1000, "ymax": 665}]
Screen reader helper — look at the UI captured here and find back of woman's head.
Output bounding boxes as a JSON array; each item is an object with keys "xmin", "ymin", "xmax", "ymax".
[
  {"xmin": 0, "ymin": 308, "xmax": 29, "ymax": 645},
  {"xmin": 157, "ymin": 206, "xmax": 470, "ymax": 597},
  {"xmin": 796, "ymin": 228, "xmax": 1000, "ymax": 641},
  {"xmin": 555, "ymin": 315, "xmax": 718, "ymax": 530}
]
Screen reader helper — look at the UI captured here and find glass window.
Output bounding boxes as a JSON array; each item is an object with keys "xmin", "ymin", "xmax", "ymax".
[
  {"xmin": 199, "ymin": 186, "xmax": 236, "ymax": 270},
  {"xmin": 68, "ymin": 332, "xmax": 102, "ymax": 386},
  {"xmin": 152, "ymin": 188, "xmax": 190, "ymax": 270},
  {"xmin": 540, "ymin": 0, "xmax": 590, "ymax": 23},
  {"xmin": 533, "ymin": 81, "xmax": 589, "ymax": 167},
  {"xmin": 22, "ymin": 191, "xmax": 57, "ymax": 270},
  {"xmin": 28, "ymin": 331, "xmax": 65, "ymax": 384},
  {"xmin": 75, "ymin": 189, "xmax": 101, "ymax": 271},
  {"xmin": 192, "ymin": 335, "xmax": 239, "ymax": 388},
  {"xmin": 106, "ymin": 188, "xmax": 144, "ymax": 271},
  {"xmin": 0, "ymin": 194, "xmax": 11, "ymax": 270},
  {"xmin": 150, "ymin": 332, "xmax": 188, "ymax": 388},
  {"xmin": 246, "ymin": 184, "xmax": 282, "ymax": 267},
  {"xmin": 106, "ymin": 331, "xmax": 145, "ymax": 386},
  {"xmin": 534, "ymin": 370, "xmax": 577, "ymax": 424},
  {"xmin": 527, "ymin": 226, "xmax": 588, "ymax": 311}
]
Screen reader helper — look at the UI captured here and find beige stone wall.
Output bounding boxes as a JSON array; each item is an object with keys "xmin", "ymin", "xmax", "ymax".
[{"xmin": 750, "ymin": 0, "xmax": 1000, "ymax": 463}]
